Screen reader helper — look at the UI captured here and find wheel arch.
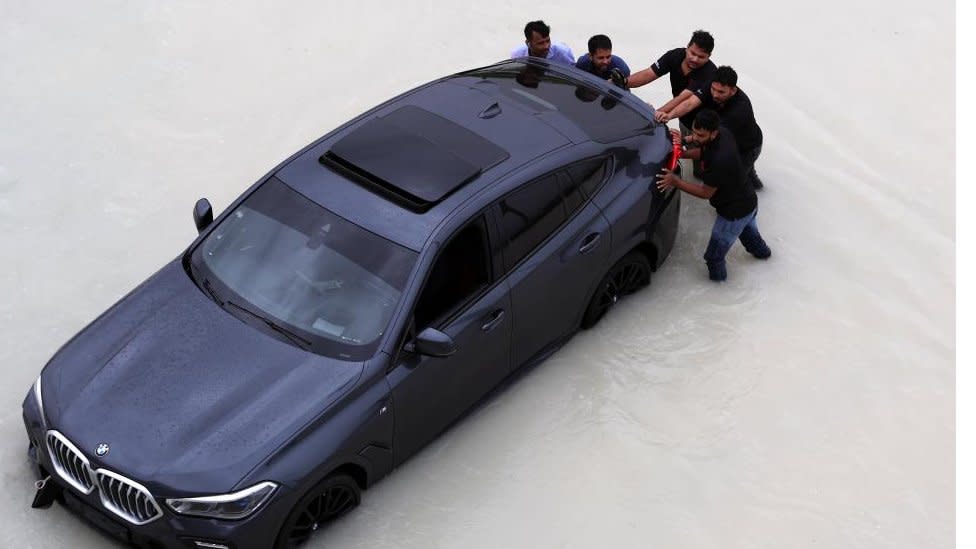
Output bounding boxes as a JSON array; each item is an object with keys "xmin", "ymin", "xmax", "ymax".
[
  {"xmin": 630, "ymin": 241, "xmax": 659, "ymax": 271},
  {"xmin": 328, "ymin": 462, "xmax": 369, "ymax": 490}
]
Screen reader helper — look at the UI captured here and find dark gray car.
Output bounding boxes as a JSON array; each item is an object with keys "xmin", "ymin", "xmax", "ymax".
[{"xmin": 23, "ymin": 58, "xmax": 680, "ymax": 548}]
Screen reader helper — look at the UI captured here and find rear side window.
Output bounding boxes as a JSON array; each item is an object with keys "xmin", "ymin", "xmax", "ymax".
[
  {"xmin": 564, "ymin": 157, "xmax": 610, "ymax": 198},
  {"xmin": 497, "ymin": 174, "xmax": 567, "ymax": 268}
]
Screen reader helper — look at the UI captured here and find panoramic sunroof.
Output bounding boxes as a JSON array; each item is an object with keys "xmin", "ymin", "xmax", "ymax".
[{"xmin": 322, "ymin": 106, "xmax": 509, "ymax": 210}]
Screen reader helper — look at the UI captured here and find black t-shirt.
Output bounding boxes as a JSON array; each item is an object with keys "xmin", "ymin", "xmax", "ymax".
[
  {"xmin": 702, "ymin": 87, "xmax": 763, "ymax": 153},
  {"xmin": 651, "ymin": 47, "xmax": 717, "ymax": 127},
  {"xmin": 701, "ymin": 127, "xmax": 757, "ymax": 219}
]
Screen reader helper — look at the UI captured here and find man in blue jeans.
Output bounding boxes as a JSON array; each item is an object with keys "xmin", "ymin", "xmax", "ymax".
[{"xmin": 656, "ymin": 109, "xmax": 770, "ymax": 281}]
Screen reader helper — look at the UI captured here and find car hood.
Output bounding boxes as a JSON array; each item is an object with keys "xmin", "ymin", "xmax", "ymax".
[{"xmin": 42, "ymin": 259, "xmax": 363, "ymax": 494}]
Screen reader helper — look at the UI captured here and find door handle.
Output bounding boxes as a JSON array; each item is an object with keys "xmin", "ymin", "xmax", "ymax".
[
  {"xmin": 481, "ymin": 309, "xmax": 505, "ymax": 332},
  {"xmin": 578, "ymin": 233, "xmax": 601, "ymax": 254}
]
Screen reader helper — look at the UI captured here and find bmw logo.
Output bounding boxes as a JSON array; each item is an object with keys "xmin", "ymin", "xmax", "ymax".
[{"xmin": 95, "ymin": 443, "xmax": 110, "ymax": 457}]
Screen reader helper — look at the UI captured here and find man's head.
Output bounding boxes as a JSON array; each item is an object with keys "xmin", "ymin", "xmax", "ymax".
[
  {"xmin": 524, "ymin": 20, "xmax": 552, "ymax": 58},
  {"xmin": 586, "ymin": 34, "xmax": 614, "ymax": 73},
  {"xmin": 710, "ymin": 65, "xmax": 738, "ymax": 104},
  {"xmin": 684, "ymin": 30, "xmax": 714, "ymax": 70},
  {"xmin": 690, "ymin": 109, "xmax": 721, "ymax": 145}
]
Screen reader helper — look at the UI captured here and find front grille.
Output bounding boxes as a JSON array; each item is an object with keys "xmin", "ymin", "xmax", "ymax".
[
  {"xmin": 95, "ymin": 469, "xmax": 163, "ymax": 525},
  {"xmin": 46, "ymin": 431, "xmax": 95, "ymax": 494}
]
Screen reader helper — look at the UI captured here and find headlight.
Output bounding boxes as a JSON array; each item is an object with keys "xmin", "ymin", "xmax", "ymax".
[
  {"xmin": 32, "ymin": 375, "xmax": 46, "ymax": 427},
  {"xmin": 165, "ymin": 481, "xmax": 277, "ymax": 520}
]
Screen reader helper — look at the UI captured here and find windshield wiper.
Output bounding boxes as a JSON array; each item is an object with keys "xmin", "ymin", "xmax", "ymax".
[
  {"xmin": 224, "ymin": 301, "xmax": 312, "ymax": 350},
  {"xmin": 201, "ymin": 277, "xmax": 223, "ymax": 305}
]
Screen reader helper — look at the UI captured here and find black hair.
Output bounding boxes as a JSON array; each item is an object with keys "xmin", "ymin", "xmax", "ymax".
[
  {"xmin": 524, "ymin": 20, "xmax": 551, "ymax": 40},
  {"xmin": 587, "ymin": 34, "xmax": 613, "ymax": 54},
  {"xmin": 713, "ymin": 65, "xmax": 738, "ymax": 87},
  {"xmin": 693, "ymin": 109, "xmax": 721, "ymax": 132},
  {"xmin": 688, "ymin": 30, "xmax": 714, "ymax": 54}
]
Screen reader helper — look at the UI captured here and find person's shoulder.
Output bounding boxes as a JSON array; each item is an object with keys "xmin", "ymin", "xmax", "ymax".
[
  {"xmin": 653, "ymin": 48, "xmax": 682, "ymax": 72},
  {"xmin": 726, "ymin": 89, "xmax": 754, "ymax": 113},
  {"xmin": 575, "ymin": 54, "xmax": 591, "ymax": 68},
  {"xmin": 551, "ymin": 41, "xmax": 573, "ymax": 54},
  {"xmin": 734, "ymin": 87, "xmax": 752, "ymax": 104},
  {"xmin": 510, "ymin": 44, "xmax": 528, "ymax": 58}
]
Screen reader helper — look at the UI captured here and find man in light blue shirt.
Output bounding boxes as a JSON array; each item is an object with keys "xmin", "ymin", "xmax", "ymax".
[{"xmin": 510, "ymin": 20, "xmax": 575, "ymax": 66}]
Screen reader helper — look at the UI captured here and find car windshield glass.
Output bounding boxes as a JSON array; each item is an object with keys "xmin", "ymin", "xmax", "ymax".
[
  {"xmin": 190, "ymin": 178, "xmax": 417, "ymax": 360},
  {"xmin": 458, "ymin": 62, "xmax": 652, "ymax": 142}
]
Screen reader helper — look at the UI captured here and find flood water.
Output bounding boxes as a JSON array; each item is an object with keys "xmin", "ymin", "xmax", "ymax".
[{"xmin": 0, "ymin": 1, "xmax": 955, "ymax": 547}]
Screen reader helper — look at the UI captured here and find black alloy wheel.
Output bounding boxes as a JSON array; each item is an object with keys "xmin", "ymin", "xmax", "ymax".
[
  {"xmin": 581, "ymin": 251, "xmax": 651, "ymax": 329},
  {"xmin": 275, "ymin": 474, "xmax": 361, "ymax": 548}
]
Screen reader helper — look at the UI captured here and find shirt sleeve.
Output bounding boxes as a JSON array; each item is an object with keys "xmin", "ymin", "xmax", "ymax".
[
  {"xmin": 650, "ymin": 49, "xmax": 678, "ymax": 77},
  {"xmin": 575, "ymin": 55, "xmax": 589, "ymax": 71},
  {"xmin": 510, "ymin": 44, "xmax": 528, "ymax": 59},
  {"xmin": 614, "ymin": 56, "xmax": 631, "ymax": 77}
]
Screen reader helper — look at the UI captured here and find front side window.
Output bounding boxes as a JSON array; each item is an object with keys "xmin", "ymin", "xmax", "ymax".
[
  {"xmin": 497, "ymin": 174, "xmax": 567, "ymax": 268},
  {"xmin": 414, "ymin": 219, "xmax": 492, "ymax": 329},
  {"xmin": 189, "ymin": 178, "xmax": 417, "ymax": 360}
]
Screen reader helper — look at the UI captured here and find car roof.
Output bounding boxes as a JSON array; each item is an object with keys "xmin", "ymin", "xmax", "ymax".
[{"xmin": 276, "ymin": 59, "xmax": 651, "ymax": 251}]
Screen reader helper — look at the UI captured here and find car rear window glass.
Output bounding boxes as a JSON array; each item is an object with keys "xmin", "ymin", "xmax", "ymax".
[{"xmin": 459, "ymin": 63, "xmax": 652, "ymax": 142}]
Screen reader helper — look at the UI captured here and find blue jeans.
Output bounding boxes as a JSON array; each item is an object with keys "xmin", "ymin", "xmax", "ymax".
[{"xmin": 703, "ymin": 208, "xmax": 770, "ymax": 281}]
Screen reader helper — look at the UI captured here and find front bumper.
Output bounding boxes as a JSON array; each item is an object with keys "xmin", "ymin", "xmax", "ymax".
[{"xmin": 22, "ymin": 399, "xmax": 294, "ymax": 549}]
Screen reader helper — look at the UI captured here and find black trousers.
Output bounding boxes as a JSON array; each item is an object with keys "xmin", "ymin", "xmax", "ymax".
[{"xmin": 740, "ymin": 144, "xmax": 763, "ymax": 188}]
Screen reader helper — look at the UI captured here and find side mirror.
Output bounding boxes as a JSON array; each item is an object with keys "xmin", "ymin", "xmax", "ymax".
[
  {"xmin": 410, "ymin": 327, "xmax": 457, "ymax": 358},
  {"xmin": 193, "ymin": 198, "xmax": 213, "ymax": 233}
]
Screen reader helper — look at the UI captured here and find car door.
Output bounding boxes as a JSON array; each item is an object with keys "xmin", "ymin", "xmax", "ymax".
[
  {"xmin": 387, "ymin": 216, "xmax": 512, "ymax": 464},
  {"xmin": 496, "ymin": 161, "xmax": 612, "ymax": 369}
]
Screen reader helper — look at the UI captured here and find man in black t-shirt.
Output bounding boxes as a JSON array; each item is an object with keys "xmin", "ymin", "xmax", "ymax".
[
  {"xmin": 661, "ymin": 66, "xmax": 765, "ymax": 189},
  {"xmin": 627, "ymin": 30, "xmax": 717, "ymax": 131},
  {"xmin": 656, "ymin": 110, "xmax": 771, "ymax": 282}
]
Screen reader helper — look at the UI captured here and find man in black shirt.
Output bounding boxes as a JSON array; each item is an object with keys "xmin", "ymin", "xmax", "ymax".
[
  {"xmin": 656, "ymin": 110, "xmax": 771, "ymax": 281},
  {"xmin": 626, "ymin": 30, "xmax": 717, "ymax": 131},
  {"xmin": 660, "ymin": 66, "xmax": 765, "ymax": 189}
]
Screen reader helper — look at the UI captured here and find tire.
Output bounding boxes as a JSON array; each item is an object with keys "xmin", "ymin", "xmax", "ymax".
[
  {"xmin": 274, "ymin": 473, "xmax": 361, "ymax": 548},
  {"xmin": 581, "ymin": 251, "xmax": 651, "ymax": 329}
]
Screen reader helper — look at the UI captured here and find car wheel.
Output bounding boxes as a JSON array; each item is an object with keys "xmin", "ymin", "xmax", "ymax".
[
  {"xmin": 581, "ymin": 251, "xmax": 651, "ymax": 329},
  {"xmin": 275, "ymin": 473, "xmax": 361, "ymax": 548}
]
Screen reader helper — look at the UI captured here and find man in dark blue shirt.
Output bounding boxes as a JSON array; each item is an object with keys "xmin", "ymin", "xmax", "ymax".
[
  {"xmin": 656, "ymin": 110, "xmax": 771, "ymax": 281},
  {"xmin": 659, "ymin": 65, "xmax": 765, "ymax": 189},
  {"xmin": 627, "ymin": 30, "xmax": 717, "ymax": 131},
  {"xmin": 575, "ymin": 34, "xmax": 630, "ymax": 82}
]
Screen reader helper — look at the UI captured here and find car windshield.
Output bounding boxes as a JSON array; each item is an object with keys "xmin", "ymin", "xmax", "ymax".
[{"xmin": 189, "ymin": 178, "xmax": 417, "ymax": 360}]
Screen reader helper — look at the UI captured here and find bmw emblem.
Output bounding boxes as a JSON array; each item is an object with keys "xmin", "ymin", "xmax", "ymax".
[{"xmin": 95, "ymin": 443, "xmax": 110, "ymax": 457}]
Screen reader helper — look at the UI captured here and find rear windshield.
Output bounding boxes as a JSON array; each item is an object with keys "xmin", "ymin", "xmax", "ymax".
[{"xmin": 457, "ymin": 62, "xmax": 652, "ymax": 142}]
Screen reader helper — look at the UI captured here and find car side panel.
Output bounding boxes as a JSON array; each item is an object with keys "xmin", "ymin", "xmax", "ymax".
[
  {"xmin": 386, "ymin": 280, "xmax": 513, "ymax": 465},
  {"xmin": 504, "ymin": 201, "xmax": 611, "ymax": 367}
]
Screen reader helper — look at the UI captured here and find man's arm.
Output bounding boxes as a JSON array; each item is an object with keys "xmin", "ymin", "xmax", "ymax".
[
  {"xmin": 656, "ymin": 168, "xmax": 716, "ymax": 199},
  {"xmin": 658, "ymin": 89, "xmax": 694, "ymax": 114},
  {"xmin": 655, "ymin": 93, "xmax": 701, "ymax": 122},
  {"xmin": 626, "ymin": 66, "xmax": 660, "ymax": 88}
]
